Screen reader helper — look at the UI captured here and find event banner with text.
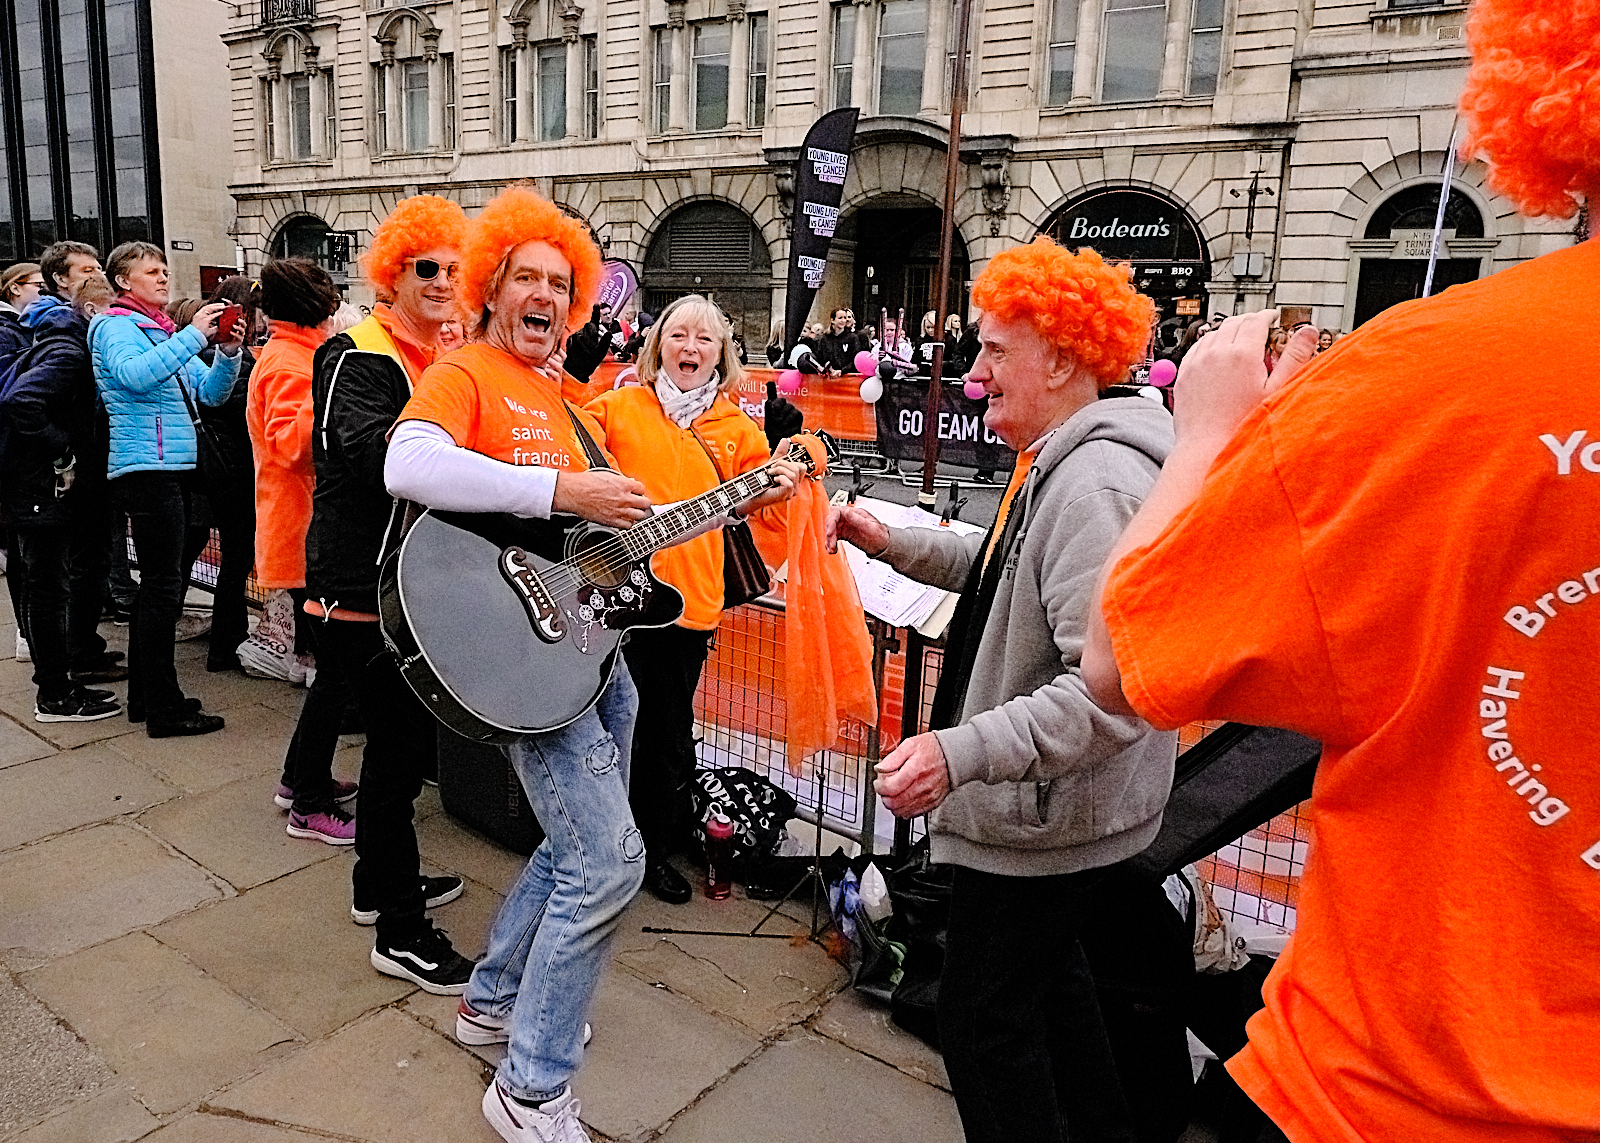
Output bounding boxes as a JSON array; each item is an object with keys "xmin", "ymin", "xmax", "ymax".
[
  {"xmin": 873, "ymin": 378, "xmax": 1017, "ymax": 470},
  {"xmin": 783, "ymin": 107, "xmax": 860, "ymax": 356}
]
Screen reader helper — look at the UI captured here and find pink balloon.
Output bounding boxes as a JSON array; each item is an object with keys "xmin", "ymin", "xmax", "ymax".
[
  {"xmin": 1148, "ymin": 359, "xmax": 1178, "ymax": 388},
  {"xmin": 777, "ymin": 369, "xmax": 803, "ymax": 396},
  {"xmin": 962, "ymin": 377, "xmax": 987, "ymax": 401},
  {"xmin": 854, "ymin": 350, "xmax": 877, "ymax": 376}
]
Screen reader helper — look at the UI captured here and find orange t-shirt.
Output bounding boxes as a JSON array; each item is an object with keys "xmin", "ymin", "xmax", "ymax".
[
  {"xmin": 396, "ymin": 342, "xmax": 609, "ymax": 470},
  {"xmin": 585, "ymin": 386, "xmax": 775, "ymax": 629},
  {"xmin": 248, "ymin": 321, "xmax": 326, "ymax": 588},
  {"xmin": 1104, "ymin": 241, "xmax": 1600, "ymax": 1143}
]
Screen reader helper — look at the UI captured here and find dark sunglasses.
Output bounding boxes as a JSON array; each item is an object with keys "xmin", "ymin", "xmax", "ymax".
[{"xmin": 405, "ymin": 258, "xmax": 461, "ymax": 282}]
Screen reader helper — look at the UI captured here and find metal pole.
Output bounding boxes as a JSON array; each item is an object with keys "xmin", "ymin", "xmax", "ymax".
[
  {"xmin": 918, "ymin": 0, "xmax": 975, "ymax": 509},
  {"xmin": 1423, "ymin": 119, "xmax": 1462, "ymax": 299}
]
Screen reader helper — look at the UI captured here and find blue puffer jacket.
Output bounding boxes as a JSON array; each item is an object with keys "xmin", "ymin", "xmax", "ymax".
[{"xmin": 88, "ymin": 308, "xmax": 239, "ymax": 479}]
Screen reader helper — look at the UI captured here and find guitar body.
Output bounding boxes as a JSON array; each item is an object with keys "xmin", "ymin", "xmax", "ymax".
[{"xmin": 379, "ymin": 509, "xmax": 684, "ymax": 743}]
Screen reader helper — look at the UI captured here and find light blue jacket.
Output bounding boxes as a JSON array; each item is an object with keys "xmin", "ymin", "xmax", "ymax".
[{"xmin": 88, "ymin": 309, "xmax": 239, "ymax": 479}]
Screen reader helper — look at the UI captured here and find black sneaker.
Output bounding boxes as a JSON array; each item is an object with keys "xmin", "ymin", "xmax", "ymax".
[
  {"xmin": 34, "ymin": 689, "xmax": 121, "ymax": 723},
  {"xmin": 351, "ymin": 875, "xmax": 466, "ymax": 925},
  {"xmin": 370, "ymin": 922, "xmax": 476, "ymax": 994},
  {"xmin": 128, "ymin": 696, "xmax": 203, "ymax": 725},
  {"xmin": 147, "ymin": 710, "xmax": 225, "ymax": 738}
]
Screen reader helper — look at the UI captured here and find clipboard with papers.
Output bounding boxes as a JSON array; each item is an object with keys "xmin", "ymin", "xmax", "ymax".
[{"xmin": 835, "ymin": 496, "xmax": 984, "ymax": 639}]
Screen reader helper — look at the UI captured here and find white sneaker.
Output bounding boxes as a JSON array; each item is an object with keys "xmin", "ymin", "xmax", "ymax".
[
  {"xmin": 456, "ymin": 999, "xmax": 590, "ymax": 1049},
  {"xmin": 14, "ymin": 633, "xmax": 29, "ymax": 663},
  {"xmin": 174, "ymin": 610, "xmax": 212, "ymax": 642},
  {"xmin": 294, "ymin": 653, "xmax": 316, "ymax": 688},
  {"xmin": 482, "ymin": 1081, "xmax": 590, "ymax": 1143}
]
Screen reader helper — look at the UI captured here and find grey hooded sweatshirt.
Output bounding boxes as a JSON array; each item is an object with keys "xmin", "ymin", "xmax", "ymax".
[{"xmin": 877, "ymin": 396, "xmax": 1177, "ymax": 877}]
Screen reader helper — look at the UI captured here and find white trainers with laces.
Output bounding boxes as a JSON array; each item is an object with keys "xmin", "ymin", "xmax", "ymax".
[
  {"xmin": 15, "ymin": 632, "xmax": 30, "ymax": 663},
  {"xmin": 482, "ymin": 1081, "xmax": 590, "ymax": 1143},
  {"xmin": 174, "ymin": 610, "xmax": 212, "ymax": 642}
]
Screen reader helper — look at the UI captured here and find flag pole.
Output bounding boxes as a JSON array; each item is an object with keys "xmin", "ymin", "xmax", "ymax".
[{"xmin": 918, "ymin": 0, "xmax": 976, "ymax": 509}]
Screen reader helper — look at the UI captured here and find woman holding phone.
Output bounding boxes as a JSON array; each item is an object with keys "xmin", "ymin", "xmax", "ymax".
[{"xmin": 90, "ymin": 241, "xmax": 241, "ymax": 737}]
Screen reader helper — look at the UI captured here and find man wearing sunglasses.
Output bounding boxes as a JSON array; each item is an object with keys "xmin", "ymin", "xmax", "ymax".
[{"xmin": 405, "ymin": 256, "xmax": 460, "ymax": 282}]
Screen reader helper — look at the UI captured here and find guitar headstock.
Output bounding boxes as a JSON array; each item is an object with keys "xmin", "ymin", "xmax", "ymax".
[{"xmin": 785, "ymin": 435, "xmax": 826, "ymax": 478}]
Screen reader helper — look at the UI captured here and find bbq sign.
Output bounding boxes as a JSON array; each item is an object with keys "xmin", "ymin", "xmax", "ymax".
[{"xmin": 1046, "ymin": 188, "xmax": 1206, "ymax": 264}]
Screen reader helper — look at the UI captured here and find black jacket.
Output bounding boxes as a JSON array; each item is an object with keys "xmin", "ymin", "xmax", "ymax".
[
  {"xmin": 0, "ymin": 305, "xmax": 109, "ymax": 527},
  {"xmin": 304, "ymin": 330, "xmax": 413, "ymax": 612},
  {"xmin": 818, "ymin": 329, "xmax": 859, "ymax": 372},
  {"xmin": 0, "ymin": 309, "xmax": 31, "ymax": 368},
  {"xmin": 197, "ymin": 343, "xmax": 256, "ymax": 493}
]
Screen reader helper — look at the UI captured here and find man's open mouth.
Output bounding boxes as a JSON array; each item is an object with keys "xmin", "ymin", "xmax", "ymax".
[{"xmin": 522, "ymin": 313, "xmax": 552, "ymax": 334}]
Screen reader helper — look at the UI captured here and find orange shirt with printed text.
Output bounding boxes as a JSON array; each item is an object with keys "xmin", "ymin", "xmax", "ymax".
[
  {"xmin": 585, "ymin": 386, "xmax": 776, "ymax": 629},
  {"xmin": 1103, "ymin": 241, "xmax": 1600, "ymax": 1143},
  {"xmin": 396, "ymin": 343, "xmax": 609, "ymax": 470}
]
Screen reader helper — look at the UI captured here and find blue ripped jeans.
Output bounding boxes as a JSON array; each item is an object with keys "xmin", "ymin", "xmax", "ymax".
[{"xmin": 465, "ymin": 664, "xmax": 645, "ymax": 1102}]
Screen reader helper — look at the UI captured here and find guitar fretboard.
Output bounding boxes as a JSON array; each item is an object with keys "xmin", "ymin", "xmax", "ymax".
[{"xmin": 619, "ymin": 465, "xmax": 778, "ymax": 562}]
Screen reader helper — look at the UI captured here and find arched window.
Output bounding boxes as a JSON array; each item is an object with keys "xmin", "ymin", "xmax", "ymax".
[
  {"xmin": 643, "ymin": 202, "xmax": 772, "ymax": 345},
  {"xmin": 372, "ymin": 12, "xmax": 454, "ymax": 153},
  {"xmin": 1364, "ymin": 184, "xmax": 1484, "ymax": 239},
  {"xmin": 262, "ymin": 31, "xmax": 335, "ymax": 163},
  {"xmin": 1352, "ymin": 183, "xmax": 1488, "ymax": 327},
  {"xmin": 272, "ymin": 215, "xmax": 353, "ymax": 288}
]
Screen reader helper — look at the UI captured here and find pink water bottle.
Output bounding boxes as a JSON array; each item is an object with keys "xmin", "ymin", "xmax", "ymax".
[{"xmin": 705, "ymin": 814, "xmax": 734, "ymax": 900}]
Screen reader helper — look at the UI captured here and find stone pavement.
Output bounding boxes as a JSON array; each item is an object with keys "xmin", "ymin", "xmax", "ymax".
[{"xmin": 0, "ymin": 594, "xmax": 964, "ymax": 1143}]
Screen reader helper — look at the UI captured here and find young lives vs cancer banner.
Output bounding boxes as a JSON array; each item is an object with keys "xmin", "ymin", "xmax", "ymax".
[{"xmin": 783, "ymin": 108, "xmax": 860, "ymax": 356}]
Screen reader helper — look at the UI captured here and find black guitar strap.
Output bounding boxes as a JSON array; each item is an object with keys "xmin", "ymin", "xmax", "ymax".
[{"xmin": 563, "ymin": 404, "xmax": 612, "ymax": 472}]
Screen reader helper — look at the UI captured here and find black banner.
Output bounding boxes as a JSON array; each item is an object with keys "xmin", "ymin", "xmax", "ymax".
[
  {"xmin": 874, "ymin": 377, "xmax": 1017, "ymax": 471},
  {"xmin": 784, "ymin": 108, "xmax": 860, "ymax": 357}
]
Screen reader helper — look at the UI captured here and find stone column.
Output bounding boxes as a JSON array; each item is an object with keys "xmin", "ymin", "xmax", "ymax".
[
  {"xmin": 1159, "ymin": 0, "xmax": 1187, "ymax": 97},
  {"xmin": 564, "ymin": 6, "xmax": 584, "ymax": 139},
  {"xmin": 1071, "ymin": 0, "xmax": 1100, "ymax": 103},
  {"xmin": 726, "ymin": 2, "xmax": 748, "ymax": 130},
  {"xmin": 849, "ymin": 0, "xmax": 873, "ymax": 111},
  {"xmin": 667, "ymin": 0, "xmax": 688, "ymax": 133},
  {"xmin": 920, "ymin": 0, "xmax": 948, "ymax": 116}
]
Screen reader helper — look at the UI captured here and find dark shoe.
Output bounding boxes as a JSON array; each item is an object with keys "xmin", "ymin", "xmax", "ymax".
[
  {"xmin": 643, "ymin": 859, "xmax": 692, "ymax": 904},
  {"xmin": 370, "ymin": 922, "xmax": 476, "ymax": 995},
  {"xmin": 70, "ymin": 664, "xmax": 129, "ymax": 684},
  {"xmin": 128, "ymin": 696, "xmax": 203, "ymax": 724},
  {"xmin": 147, "ymin": 710, "xmax": 225, "ymax": 738},
  {"xmin": 35, "ymin": 689, "xmax": 121, "ymax": 723},
  {"xmin": 105, "ymin": 607, "xmax": 132, "ymax": 626},
  {"xmin": 206, "ymin": 653, "xmax": 244, "ymax": 673},
  {"xmin": 78, "ymin": 687, "xmax": 115, "ymax": 703},
  {"xmin": 351, "ymin": 875, "xmax": 466, "ymax": 925}
]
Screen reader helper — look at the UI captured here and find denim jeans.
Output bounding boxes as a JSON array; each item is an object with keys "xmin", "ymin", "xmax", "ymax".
[
  {"xmin": 465, "ymin": 664, "xmax": 645, "ymax": 1103},
  {"xmin": 114, "ymin": 472, "xmax": 191, "ymax": 717}
]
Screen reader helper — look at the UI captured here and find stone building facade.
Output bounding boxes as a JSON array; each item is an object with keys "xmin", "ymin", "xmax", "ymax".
[{"xmin": 224, "ymin": 0, "xmax": 1579, "ymax": 341}]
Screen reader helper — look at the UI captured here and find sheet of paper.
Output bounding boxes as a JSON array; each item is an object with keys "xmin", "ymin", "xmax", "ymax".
[{"xmin": 836, "ymin": 497, "xmax": 980, "ymax": 629}]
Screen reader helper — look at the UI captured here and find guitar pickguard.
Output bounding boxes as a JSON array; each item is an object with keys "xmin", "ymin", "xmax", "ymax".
[{"xmin": 565, "ymin": 565, "xmax": 654, "ymax": 654}]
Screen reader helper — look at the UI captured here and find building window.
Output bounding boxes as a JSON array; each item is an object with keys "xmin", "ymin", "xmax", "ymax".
[
  {"xmin": 402, "ymin": 59, "xmax": 429, "ymax": 150},
  {"xmin": 653, "ymin": 27, "xmax": 671, "ymax": 133},
  {"xmin": 374, "ymin": 65, "xmax": 387, "ymax": 151},
  {"xmin": 692, "ymin": 21, "xmax": 730, "ymax": 131},
  {"xmin": 584, "ymin": 35, "xmax": 599, "ymax": 138},
  {"xmin": 1046, "ymin": 0, "xmax": 1078, "ymax": 105},
  {"xmin": 537, "ymin": 41, "xmax": 565, "ymax": 141},
  {"xmin": 1101, "ymin": 0, "xmax": 1166, "ymax": 102},
  {"xmin": 877, "ymin": 0, "xmax": 926, "ymax": 117},
  {"xmin": 747, "ymin": 13, "xmax": 768, "ymax": 127},
  {"xmin": 1187, "ymin": 0, "xmax": 1223, "ymax": 96},
  {"xmin": 443, "ymin": 53, "xmax": 456, "ymax": 148},
  {"xmin": 264, "ymin": 78, "xmax": 278, "ymax": 162},
  {"xmin": 288, "ymin": 74, "xmax": 313, "ymax": 159},
  {"xmin": 831, "ymin": 5, "xmax": 855, "ymax": 109},
  {"xmin": 501, "ymin": 47, "xmax": 518, "ymax": 142}
]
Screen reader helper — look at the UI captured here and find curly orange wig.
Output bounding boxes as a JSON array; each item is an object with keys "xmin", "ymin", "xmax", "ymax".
[
  {"xmin": 1459, "ymin": 0, "xmax": 1600, "ymax": 219},
  {"xmin": 460, "ymin": 184, "xmax": 603, "ymax": 333},
  {"xmin": 360, "ymin": 195, "xmax": 469, "ymax": 300},
  {"xmin": 972, "ymin": 238, "xmax": 1153, "ymax": 386}
]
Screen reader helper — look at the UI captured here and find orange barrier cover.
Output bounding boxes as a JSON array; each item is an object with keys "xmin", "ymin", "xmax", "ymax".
[{"xmin": 587, "ymin": 362, "xmax": 879, "ymax": 442}]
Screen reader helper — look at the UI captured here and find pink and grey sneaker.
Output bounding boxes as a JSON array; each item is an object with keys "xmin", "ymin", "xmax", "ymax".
[
  {"xmin": 274, "ymin": 779, "xmax": 358, "ymax": 811},
  {"xmin": 285, "ymin": 805, "xmax": 356, "ymax": 846},
  {"xmin": 457, "ymin": 999, "xmax": 588, "ymax": 1048}
]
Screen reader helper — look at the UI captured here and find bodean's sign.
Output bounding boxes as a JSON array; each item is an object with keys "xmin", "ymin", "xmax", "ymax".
[
  {"xmin": 1065, "ymin": 215, "xmax": 1174, "ymax": 241},
  {"xmin": 1048, "ymin": 188, "xmax": 1204, "ymax": 264}
]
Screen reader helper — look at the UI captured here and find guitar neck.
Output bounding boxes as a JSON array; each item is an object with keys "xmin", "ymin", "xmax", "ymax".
[{"xmin": 620, "ymin": 462, "xmax": 783, "ymax": 560}]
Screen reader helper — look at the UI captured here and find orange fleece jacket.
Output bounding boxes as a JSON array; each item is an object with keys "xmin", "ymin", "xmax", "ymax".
[{"xmin": 247, "ymin": 320, "xmax": 327, "ymax": 588}]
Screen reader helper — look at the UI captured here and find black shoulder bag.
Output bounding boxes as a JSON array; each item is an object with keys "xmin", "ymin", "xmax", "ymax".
[{"xmin": 691, "ymin": 429, "xmax": 772, "ymax": 610}]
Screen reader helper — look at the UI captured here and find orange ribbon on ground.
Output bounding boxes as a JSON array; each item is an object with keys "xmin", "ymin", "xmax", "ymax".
[{"xmin": 781, "ymin": 434, "xmax": 878, "ymax": 773}]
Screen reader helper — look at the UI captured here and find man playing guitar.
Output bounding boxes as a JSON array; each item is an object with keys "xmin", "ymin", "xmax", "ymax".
[{"xmin": 383, "ymin": 184, "xmax": 798, "ymax": 1143}]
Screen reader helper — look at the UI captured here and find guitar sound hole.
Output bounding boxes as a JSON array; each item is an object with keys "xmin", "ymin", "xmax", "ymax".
[{"xmin": 574, "ymin": 546, "xmax": 628, "ymax": 590}]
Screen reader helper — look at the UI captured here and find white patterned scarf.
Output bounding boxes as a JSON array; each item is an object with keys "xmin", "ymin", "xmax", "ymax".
[{"xmin": 654, "ymin": 368, "xmax": 721, "ymax": 428}]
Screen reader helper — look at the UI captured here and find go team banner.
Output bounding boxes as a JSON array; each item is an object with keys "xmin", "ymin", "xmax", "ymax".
[
  {"xmin": 874, "ymin": 377, "xmax": 1017, "ymax": 471},
  {"xmin": 784, "ymin": 107, "xmax": 860, "ymax": 356}
]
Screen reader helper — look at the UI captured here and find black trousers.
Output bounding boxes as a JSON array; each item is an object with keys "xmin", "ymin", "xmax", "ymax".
[
  {"xmin": 205, "ymin": 476, "xmax": 254, "ymax": 665},
  {"xmin": 115, "ymin": 472, "xmax": 194, "ymax": 718},
  {"xmin": 939, "ymin": 863, "xmax": 1139, "ymax": 1143},
  {"xmin": 280, "ymin": 590, "xmax": 349, "ymax": 813},
  {"xmin": 621, "ymin": 624, "xmax": 713, "ymax": 860},
  {"xmin": 5, "ymin": 526, "xmax": 29, "ymax": 643},
  {"xmin": 14, "ymin": 486, "xmax": 112, "ymax": 702},
  {"xmin": 320, "ymin": 617, "xmax": 435, "ymax": 941}
]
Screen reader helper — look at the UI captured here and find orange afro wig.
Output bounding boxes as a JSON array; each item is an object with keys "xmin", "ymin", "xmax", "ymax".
[
  {"xmin": 361, "ymin": 195, "xmax": 469, "ymax": 300},
  {"xmin": 1459, "ymin": 0, "xmax": 1600, "ymax": 219},
  {"xmin": 971, "ymin": 238, "xmax": 1153, "ymax": 387},
  {"xmin": 460, "ymin": 184, "xmax": 603, "ymax": 333}
]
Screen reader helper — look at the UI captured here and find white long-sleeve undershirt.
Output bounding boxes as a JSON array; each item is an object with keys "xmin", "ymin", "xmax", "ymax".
[{"xmin": 385, "ymin": 419, "xmax": 559, "ymax": 518}]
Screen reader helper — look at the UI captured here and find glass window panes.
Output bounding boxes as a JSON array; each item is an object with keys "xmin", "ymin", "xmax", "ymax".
[
  {"xmin": 831, "ymin": 6, "xmax": 855, "ymax": 109},
  {"xmin": 0, "ymin": 75, "xmax": 12, "ymax": 260},
  {"xmin": 1047, "ymin": 0, "xmax": 1079, "ymax": 105},
  {"xmin": 537, "ymin": 42, "xmax": 565, "ymax": 141},
  {"xmin": 692, "ymin": 22, "xmax": 730, "ymax": 131},
  {"xmin": 502, "ymin": 48, "xmax": 518, "ymax": 142},
  {"xmin": 748, "ymin": 13, "xmax": 768, "ymax": 128},
  {"xmin": 653, "ymin": 28, "xmax": 671, "ymax": 132},
  {"xmin": 374, "ymin": 65, "xmax": 388, "ymax": 151},
  {"xmin": 584, "ymin": 36, "xmax": 599, "ymax": 138},
  {"xmin": 877, "ymin": 0, "xmax": 927, "ymax": 116},
  {"xmin": 289, "ymin": 75, "xmax": 313, "ymax": 158},
  {"xmin": 59, "ymin": 0, "xmax": 100, "ymax": 243},
  {"xmin": 1101, "ymin": 0, "xmax": 1165, "ymax": 102},
  {"xmin": 105, "ymin": 0, "xmax": 149, "ymax": 243},
  {"xmin": 402, "ymin": 59, "xmax": 429, "ymax": 150},
  {"xmin": 443, "ymin": 55, "xmax": 455, "ymax": 148},
  {"xmin": 17, "ymin": 2, "xmax": 56, "ymax": 251},
  {"xmin": 1187, "ymin": 0, "xmax": 1223, "ymax": 96}
]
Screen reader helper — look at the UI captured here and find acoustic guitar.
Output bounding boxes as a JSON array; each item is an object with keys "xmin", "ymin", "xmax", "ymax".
[{"xmin": 379, "ymin": 440, "xmax": 816, "ymax": 743}]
